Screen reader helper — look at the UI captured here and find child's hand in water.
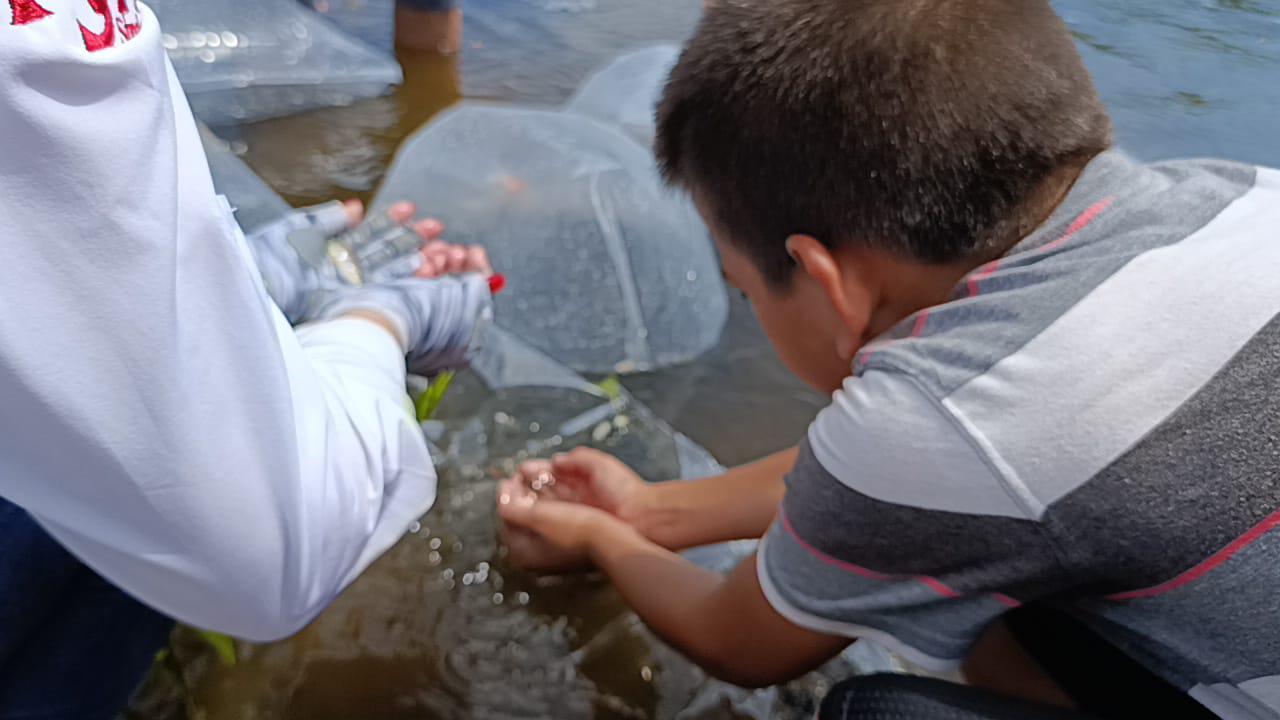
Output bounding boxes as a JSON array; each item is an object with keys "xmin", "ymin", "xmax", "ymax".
[{"xmin": 496, "ymin": 448, "xmax": 652, "ymax": 572}]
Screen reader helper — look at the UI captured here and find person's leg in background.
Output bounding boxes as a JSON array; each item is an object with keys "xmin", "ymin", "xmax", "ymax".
[
  {"xmin": 396, "ymin": 0, "xmax": 463, "ymax": 54},
  {"xmin": 0, "ymin": 498, "xmax": 173, "ymax": 720}
]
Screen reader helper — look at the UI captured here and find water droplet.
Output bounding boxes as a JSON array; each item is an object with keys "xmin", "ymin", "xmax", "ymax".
[
  {"xmin": 492, "ymin": 592, "xmax": 504, "ymax": 605},
  {"xmin": 516, "ymin": 592, "xmax": 530, "ymax": 605},
  {"xmin": 641, "ymin": 666, "xmax": 654, "ymax": 682},
  {"xmin": 529, "ymin": 422, "xmax": 541, "ymax": 433},
  {"xmin": 429, "ymin": 538, "xmax": 442, "ymax": 550},
  {"xmin": 221, "ymin": 31, "xmax": 238, "ymax": 48},
  {"xmin": 408, "ymin": 521, "xmax": 422, "ymax": 534},
  {"xmin": 198, "ymin": 49, "xmax": 216, "ymax": 63},
  {"xmin": 428, "ymin": 551, "xmax": 442, "ymax": 565},
  {"xmin": 687, "ymin": 270, "xmax": 698, "ymax": 282},
  {"xmin": 441, "ymin": 569, "xmax": 454, "ymax": 580},
  {"xmin": 462, "ymin": 573, "xmax": 475, "ymax": 585},
  {"xmin": 478, "ymin": 562, "xmax": 490, "ymax": 572}
]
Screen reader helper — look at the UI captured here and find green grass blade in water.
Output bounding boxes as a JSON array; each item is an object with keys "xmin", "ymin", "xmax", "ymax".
[
  {"xmin": 416, "ymin": 370, "xmax": 455, "ymax": 422},
  {"xmin": 196, "ymin": 629, "xmax": 237, "ymax": 666}
]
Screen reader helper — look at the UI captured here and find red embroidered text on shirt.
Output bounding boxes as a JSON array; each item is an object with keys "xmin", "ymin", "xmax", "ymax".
[
  {"xmin": 8, "ymin": 0, "xmax": 142, "ymax": 51},
  {"xmin": 9, "ymin": 0, "xmax": 51, "ymax": 25}
]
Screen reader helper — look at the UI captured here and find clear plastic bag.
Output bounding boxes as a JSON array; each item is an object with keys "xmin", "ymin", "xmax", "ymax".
[
  {"xmin": 300, "ymin": 0, "xmax": 396, "ymax": 51},
  {"xmin": 566, "ymin": 45, "xmax": 680, "ymax": 149},
  {"xmin": 199, "ymin": 125, "xmax": 293, "ymax": 233},
  {"xmin": 461, "ymin": 0, "xmax": 699, "ymax": 105},
  {"xmin": 149, "ymin": 0, "xmax": 402, "ymax": 125},
  {"xmin": 373, "ymin": 103, "xmax": 728, "ymax": 375}
]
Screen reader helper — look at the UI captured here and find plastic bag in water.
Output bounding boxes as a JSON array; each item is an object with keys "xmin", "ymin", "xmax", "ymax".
[
  {"xmin": 301, "ymin": 0, "xmax": 395, "ymax": 51},
  {"xmin": 462, "ymin": 0, "xmax": 699, "ymax": 105},
  {"xmin": 199, "ymin": 126, "xmax": 293, "ymax": 233},
  {"xmin": 566, "ymin": 45, "xmax": 680, "ymax": 149},
  {"xmin": 373, "ymin": 103, "xmax": 728, "ymax": 375},
  {"xmin": 149, "ymin": 0, "xmax": 402, "ymax": 126}
]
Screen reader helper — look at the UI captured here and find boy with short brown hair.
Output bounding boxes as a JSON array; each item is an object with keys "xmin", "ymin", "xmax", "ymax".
[{"xmin": 497, "ymin": 1, "xmax": 1280, "ymax": 717}]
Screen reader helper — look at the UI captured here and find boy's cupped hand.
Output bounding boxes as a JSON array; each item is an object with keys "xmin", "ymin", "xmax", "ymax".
[{"xmin": 496, "ymin": 448, "xmax": 653, "ymax": 573}]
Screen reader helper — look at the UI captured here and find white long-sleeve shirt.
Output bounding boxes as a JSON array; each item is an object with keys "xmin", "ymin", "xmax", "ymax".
[{"xmin": 0, "ymin": 0, "xmax": 434, "ymax": 640}]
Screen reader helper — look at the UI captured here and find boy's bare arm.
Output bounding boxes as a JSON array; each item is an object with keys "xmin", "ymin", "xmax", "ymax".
[
  {"xmin": 640, "ymin": 446, "xmax": 797, "ymax": 549},
  {"xmin": 501, "ymin": 447, "xmax": 797, "ymax": 572},
  {"xmin": 596, "ymin": 532, "xmax": 846, "ymax": 686},
  {"xmin": 498, "ymin": 484, "xmax": 847, "ymax": 687}
]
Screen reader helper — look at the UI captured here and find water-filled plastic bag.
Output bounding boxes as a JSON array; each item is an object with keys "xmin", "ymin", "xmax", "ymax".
[
  {"xmin": 566, "ymin": 45, "xmax": 679, "ymax": 148},
  {"xmin": 301, "ymin": 0, "xmax": 395, "ymax": 51},
  {"xmin": 199, "ymin": 126, "xmax": 293, "ymax": 233},
  {"xmin": 149, "ymin": 0, "xmax": 402, "ymax": 125},
  {"xmin": 373, "ymin": 103, "xmax": 728, "ymax": 375},
  {"xmin": 462, "ymin": 0, "xmax": 699, "ymax": 105}
]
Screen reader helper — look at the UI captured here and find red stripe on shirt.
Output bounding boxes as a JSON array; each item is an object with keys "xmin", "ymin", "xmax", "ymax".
[
  {"xmin": 1106, "ymin": 507, "xmax": 1280, "ymax": 602},
  {"xmin": 780, "ymin": 509, "xmax": 1020, "ymax": 608},
  {"xmin": 966, "ymin": 196, "xmax": 1116, "ymax": 297},
  {"xmin": 781, "ymin": 510, "xmax": 891, "ymax": 581},
  {"xmin": 910, "ymin": 308, "xmax": 931, "ymax": 337}
]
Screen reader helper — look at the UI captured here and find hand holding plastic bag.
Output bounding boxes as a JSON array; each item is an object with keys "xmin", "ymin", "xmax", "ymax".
[
  {"xmin": 246, "ymin": 200, "xmax": 459, "ymax": 323},
  {"xmin": 306, "ymin": 274, "xmax": 496, "ymax": 376},
  {"xmin": 246, "ymin": 199, "xmax": 358, "ymax": 323}
]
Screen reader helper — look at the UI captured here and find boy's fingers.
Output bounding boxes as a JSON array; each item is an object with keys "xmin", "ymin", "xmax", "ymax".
[
  {"xmin": 497, "ymin": 478, "xmax": 539, "ymax": 527},
  {"xmin": 552, "ymin": 447, "xmax": 612, "ymax": 479},
  {"xmin": 515, "ymin": 459, "xmax": 553, "ymax": 482}
]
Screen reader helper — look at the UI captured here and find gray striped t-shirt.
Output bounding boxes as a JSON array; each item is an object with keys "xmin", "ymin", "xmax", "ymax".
[{"xmin": 759, "ymin": 150, "xmax": 1280, "ymax": 719}]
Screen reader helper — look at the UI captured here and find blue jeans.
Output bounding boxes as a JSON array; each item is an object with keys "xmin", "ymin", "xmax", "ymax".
[{"xmin": 0, "ymin": 498, "xmax": 173, "ymax": 720}]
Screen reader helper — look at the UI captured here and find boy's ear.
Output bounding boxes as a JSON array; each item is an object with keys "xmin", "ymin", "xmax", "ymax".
[{"xmin": 786, "ymin": 234, "xmax": 871, "ymax": 361}]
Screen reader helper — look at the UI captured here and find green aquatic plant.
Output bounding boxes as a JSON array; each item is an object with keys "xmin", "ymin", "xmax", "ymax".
[
  {"xmin": 195, "ymin": 629, "xmax": 238, "ymax": 666},
  {"xmin": 595, "ymin": 374, "xmax": 623, "ymax": 401},
  {"xmin": 416, "ymin": 370, "xmax": 456, "ymax": 422}
]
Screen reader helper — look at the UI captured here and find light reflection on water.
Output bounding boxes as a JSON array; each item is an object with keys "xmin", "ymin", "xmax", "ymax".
[{"xmin": 135, "ymin": 1, "xmax": 1280, "ymax": 717}]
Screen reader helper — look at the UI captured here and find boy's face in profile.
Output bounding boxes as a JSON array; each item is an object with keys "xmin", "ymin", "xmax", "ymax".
[{"xmin": 698, "ymin": 198, "xmax": 857, "ymax": 395}]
